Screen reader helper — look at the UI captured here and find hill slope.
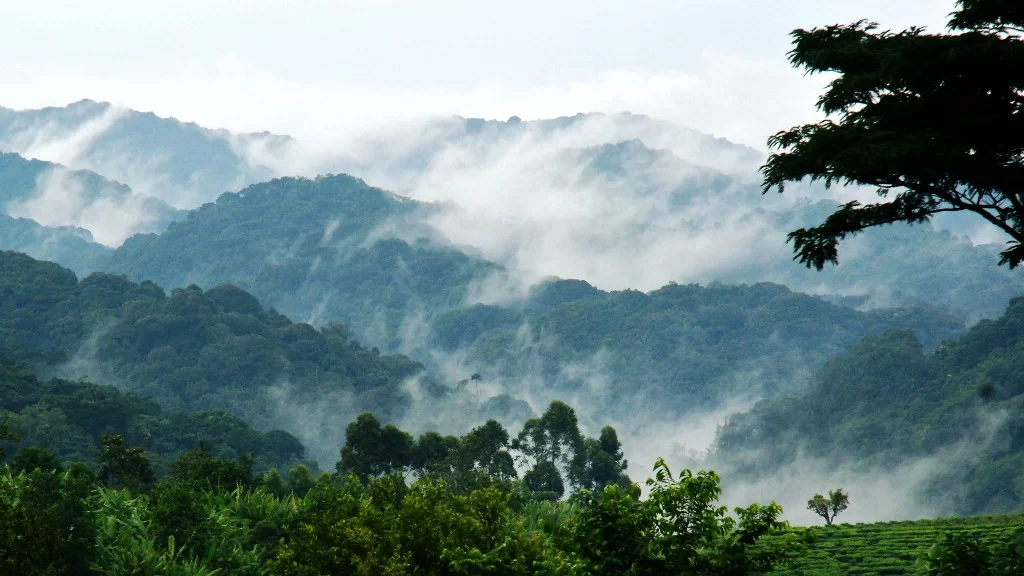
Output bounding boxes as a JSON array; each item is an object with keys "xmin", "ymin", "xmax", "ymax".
[
  {"xmin": 715, "ymin": 297, "xmax": 1024, "ymax": 515},
  {"xmin": 0, "ymin": 99, "xmax": 287, "ymax": 208},
  {"xmin": 425, "ymin": 279, "xmax": 964, "ymax": 420},
  {"xmin": 0, "ymin": 355, "xmax": 305, "ymax": 474},
  {"xmin": 107, "ymin": 174, "xmax": 500, "ymax": 349},
  {"xmin": 99, "ymin": 174, "xmax": 968, "ymax": 425},
  {"xmin": 0, "ymin": 213, "xmax": 112, "ymax": 275},
  {"xmin": 768, "ymin": 515, "xmax": 1024, "ymax": 576},
  {"xmin": 0, "ymin": 250, "xmax": 452, "ymax": 462},
  {"xmin": 4, "ymin": 104, "xmax": 1019, "ymax": 319},
  {"xmin": 0, "ymin": 151, "xmax": 181, "ymax": 245}
]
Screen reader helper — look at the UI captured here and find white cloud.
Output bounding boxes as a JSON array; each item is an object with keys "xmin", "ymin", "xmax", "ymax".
[{"xmin": 5, "ymin": 168, "xmax": 170, "ymax": 246}]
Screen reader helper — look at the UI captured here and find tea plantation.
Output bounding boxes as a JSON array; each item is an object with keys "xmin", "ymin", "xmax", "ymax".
[{"xmin": 768, "ymin": 515, "xmax": 1024, "ymax": 575}]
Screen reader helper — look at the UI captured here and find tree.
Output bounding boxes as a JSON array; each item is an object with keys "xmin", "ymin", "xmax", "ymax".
[
  {"xmin": 513, "ymin": 401, "xmax": 585, "ymax": 495},
  {"xmin": 10, "ymin": 447, "xmax": 64, "ymax": 474},
  {"xmin": 260, "ymin": 467, "xmax": 289, "ymax": 499},
  {"xmin": 577, "ymin": 426, "xmax": 631, "ymax": 491},
  {"xmin": 807, "ymin": 488, "xmax": 850, "ymax": 525},
  {"xmin": 286, "ymin": 463, "xmax": 318, "ymax": 497},
  {"xmin": 0, "ymin": 466, "xmax": 97, "ymax": 575},
  {"xmin": 337, "ymin": 412, "xmax": 414, "ymax": 483},
  {"xmin": 762, "ymin": 1, "xmax": 1024, "ymax": 269},
  {"xmin": 97, "ymin": 434, "xmax": 155, "ymax": 492},
  {"xmin": 572, "ymin": 458, "xmax": 803, "ymax": 575},
  {"xmin": 920, "ymin": 533, "xmax": 995, "ymax": 576},
  {"xmin": 0, "ymin": 415, "xmax": 21, "ymax": 462},
  {"xmin": 523, "ymin": 460, "xmax": 565, "ymax": 499},
  {"xmin": 166, "ymin": 441, "xmax": 254, "ymax": 491},
  {"xmin": 459, "ymin": 419, "xmax": 517, "ymax": 484},
  {"xmin": 411, "ymin": 421, "xmax": 517, "ymax": 494},
  {"xmin": 411, "ymin": 430, "xmax": 457, "ymax": 475}
]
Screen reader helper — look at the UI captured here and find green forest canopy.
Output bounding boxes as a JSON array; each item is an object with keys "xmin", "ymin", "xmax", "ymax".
[{"xmin": 715, "ymin": 296, "xmax": 1024, "ymax": 516}]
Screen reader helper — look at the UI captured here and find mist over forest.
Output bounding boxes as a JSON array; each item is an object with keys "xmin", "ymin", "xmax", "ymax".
[
  {"xmin": 3, "ymin": 1, "xmax": 1024, "ymax": 573},
  {"xmin": 0, "ymin": 97, "xmax": 1017, "ymax": 522}
]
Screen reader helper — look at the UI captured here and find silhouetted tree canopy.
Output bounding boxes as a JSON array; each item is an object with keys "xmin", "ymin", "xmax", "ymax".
[{"xmin": 763, "ymin": 0, "xmax": 1024, "ymax": 269}]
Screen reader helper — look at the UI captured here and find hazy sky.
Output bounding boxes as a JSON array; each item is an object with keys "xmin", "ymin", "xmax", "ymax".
[{"xmin": 2, "ymin": 0, "xmax": 953, "ymax": 147}]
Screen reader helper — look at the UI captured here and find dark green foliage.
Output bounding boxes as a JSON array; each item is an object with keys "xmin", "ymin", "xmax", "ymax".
[
  {"xmin": 762, "ymin": 1, "xmax": 1024, "ymax": 269},
  {"xmin": 97, "ymin": 434, "xmax": 155, "ymax": 492},
  {"xmin": 0, "ymin": 415, "xmax": 19, "ymax": 462},
  {"xmin": 107, "ymin": 174, "xmax": 500, "ymax": 351},
  {"xmin": 767, "ymin": 515, "xmax": 1024, "ymax": 575},
  {"xmin": 149, "ymin": 447, "xmax": 258, "ymax": 566},
  {"xmin": 11, "ymin": 447, "xmax": 64, "ymax": 474},
  {"xmin": 524, "ymin": 460, "xmax": 565, "ymax": 499},
  {"xmin": 149, "ymin": 479, "xmax": 214, "ymax": 561},
  {"xmin": 431, "ymin": 304, "xmax": 525, "ymax": 351},
  {"xmin": 337, "ymin": 412, "xmax": 416, "ymax": 482},
  {"xmin": 0, "ymin": 251, "xmax": 432, "ymax": 460},
  {"xmin": 0, "ymin": 214, "xmax": 112, "ymax": 277},
  {"xmin": 0, "ymin": 467, "xmax": 97, "ymax": 576},
  {"xmin": 920, "ymin": 532, "xmax": 997, "ymax": 576},
  {"xmin": 334, "ymin": 406, "xmax": 626, "ymax": 501},
  {"xmin": 11, "ymin": 407, "xmax": 1017, "ymax": 575},
  {"xmin": 285, "ymin": 463, "xmax": 318, "ymax": 498},
  {"xmin": 571, "ymin": 458, "xmax": 801, "ymax": 575},
  {"xmin": 412, "ymin": 420, "xmax": 518, "ymax": 495},
  {"xmin": 0, "ymin": 354, "xmax": 305, "ymax": 475},
  {"xmin": 577, "ymin": 427, "xmax": 630, "ymax": 492},
  {"xmin": 716, "ymin": 297, "xmax": 1024, "ymax": 515},
  {"xmin": 514, "ymin": 401, "xmax": 585, "ymax": 497},
  {"xmin": 456, "ymin": 420, "xmax": 518, "ymax": 484},
  {"xmin": 523, "ymin": 278, "xmax": 604, "ymax": 313},
  {"xmin": 456, "ymin": 281, "xmax": 962, "ymax": 421},
  {"xmin": 268, "ymin": 474, "xmax": 573, "ymax": 575},
  {"xmin": 166, "ymin": 441, "xmax": 254, "ymax": 491}
]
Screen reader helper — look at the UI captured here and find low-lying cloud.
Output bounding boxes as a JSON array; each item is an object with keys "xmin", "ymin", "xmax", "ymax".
[{"xmin": 6, "ymin": 167, "xmax": 173, "ymax": 246}]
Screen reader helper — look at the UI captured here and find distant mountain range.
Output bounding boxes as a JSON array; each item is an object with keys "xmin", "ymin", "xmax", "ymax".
[
  {"xmin": 2, "ymin": 100, "xmax": 1024, "ymax": 515},
  {"xmin": 0, "ymin": 151, "xmax": 182, "ymax": 245},
  {"xmin": 0, "ymin": 99, "xmax": 288, "ymax": 208}
]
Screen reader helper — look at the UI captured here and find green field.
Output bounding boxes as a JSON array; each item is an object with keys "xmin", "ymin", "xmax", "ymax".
[{"xmin": 769, "ymin": 515, "xmax": 1024, "ymax": 575}]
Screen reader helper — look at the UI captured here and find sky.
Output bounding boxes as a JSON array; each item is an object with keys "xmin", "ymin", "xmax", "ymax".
[{"xmin": 2, "ymin": 0, "xmax": 954, "ymax": 148}]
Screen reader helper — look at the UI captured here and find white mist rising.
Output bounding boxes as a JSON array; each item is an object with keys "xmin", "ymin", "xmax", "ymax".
[{"xmin": 6, "ymin": 168, "xmax": 169, "ymax": 246}]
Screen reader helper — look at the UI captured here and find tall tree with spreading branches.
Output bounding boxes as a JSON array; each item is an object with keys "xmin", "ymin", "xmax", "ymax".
[
  {"xmin": 807, "ymin": 488, "xmax": 850, "ymax": 526},
  {"xmin": 763, "ymin": 0, "xmax": 1024, "ymax": 269}
]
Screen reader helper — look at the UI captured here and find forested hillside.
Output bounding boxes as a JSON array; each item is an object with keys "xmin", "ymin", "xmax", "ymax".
[
  {"xmin": 0, "ymin": 213, "xmax": 111, "ymax": 275},
  {"xmin": 0, "ymin": 99, "xmax": 287, "ymax": 208},
  {"xmin": 715, "ymin": 297, "xmax": 1024, "ymax": 515},
  {"xmin": 106, "ymin": 173, "xmax": 501, "ymax": 348},
  {"xmin": 6, "ymin": 0, "xmax": 1024, "ymax": 572},
  {"xmin": 0, "ymin": 355, "xmax": 305, "ymax": 474},
  {"xmin": 0, "ymin": 151, "xmax": 181, "ymax": 245},
  {"xmin": 322, "ymin": 116, "xmax": 1024, "ymax": 321},
  {"xmin": 4, "ymin": 102, "xmax": 1019, "ymax": 321},
  {"xmin": 0, "ymin": 250, "xmax": 451, "ymax": 461},
  {"xmin": 97, "ymin": 173, "xmax": 973, "ymax": 421},
  {"xmin": 427, "ymin": 279, "xmax": 964, "ymax": 417}
]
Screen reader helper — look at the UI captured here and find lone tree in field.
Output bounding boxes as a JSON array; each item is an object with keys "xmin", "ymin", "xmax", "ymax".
[
  {"xmin": 807, "ymin": 488, "xmax": 850, "ymax": 526},
  {"xmin": 762, "ymin": 0, "xmax": 1024, "ymax": 269}
]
